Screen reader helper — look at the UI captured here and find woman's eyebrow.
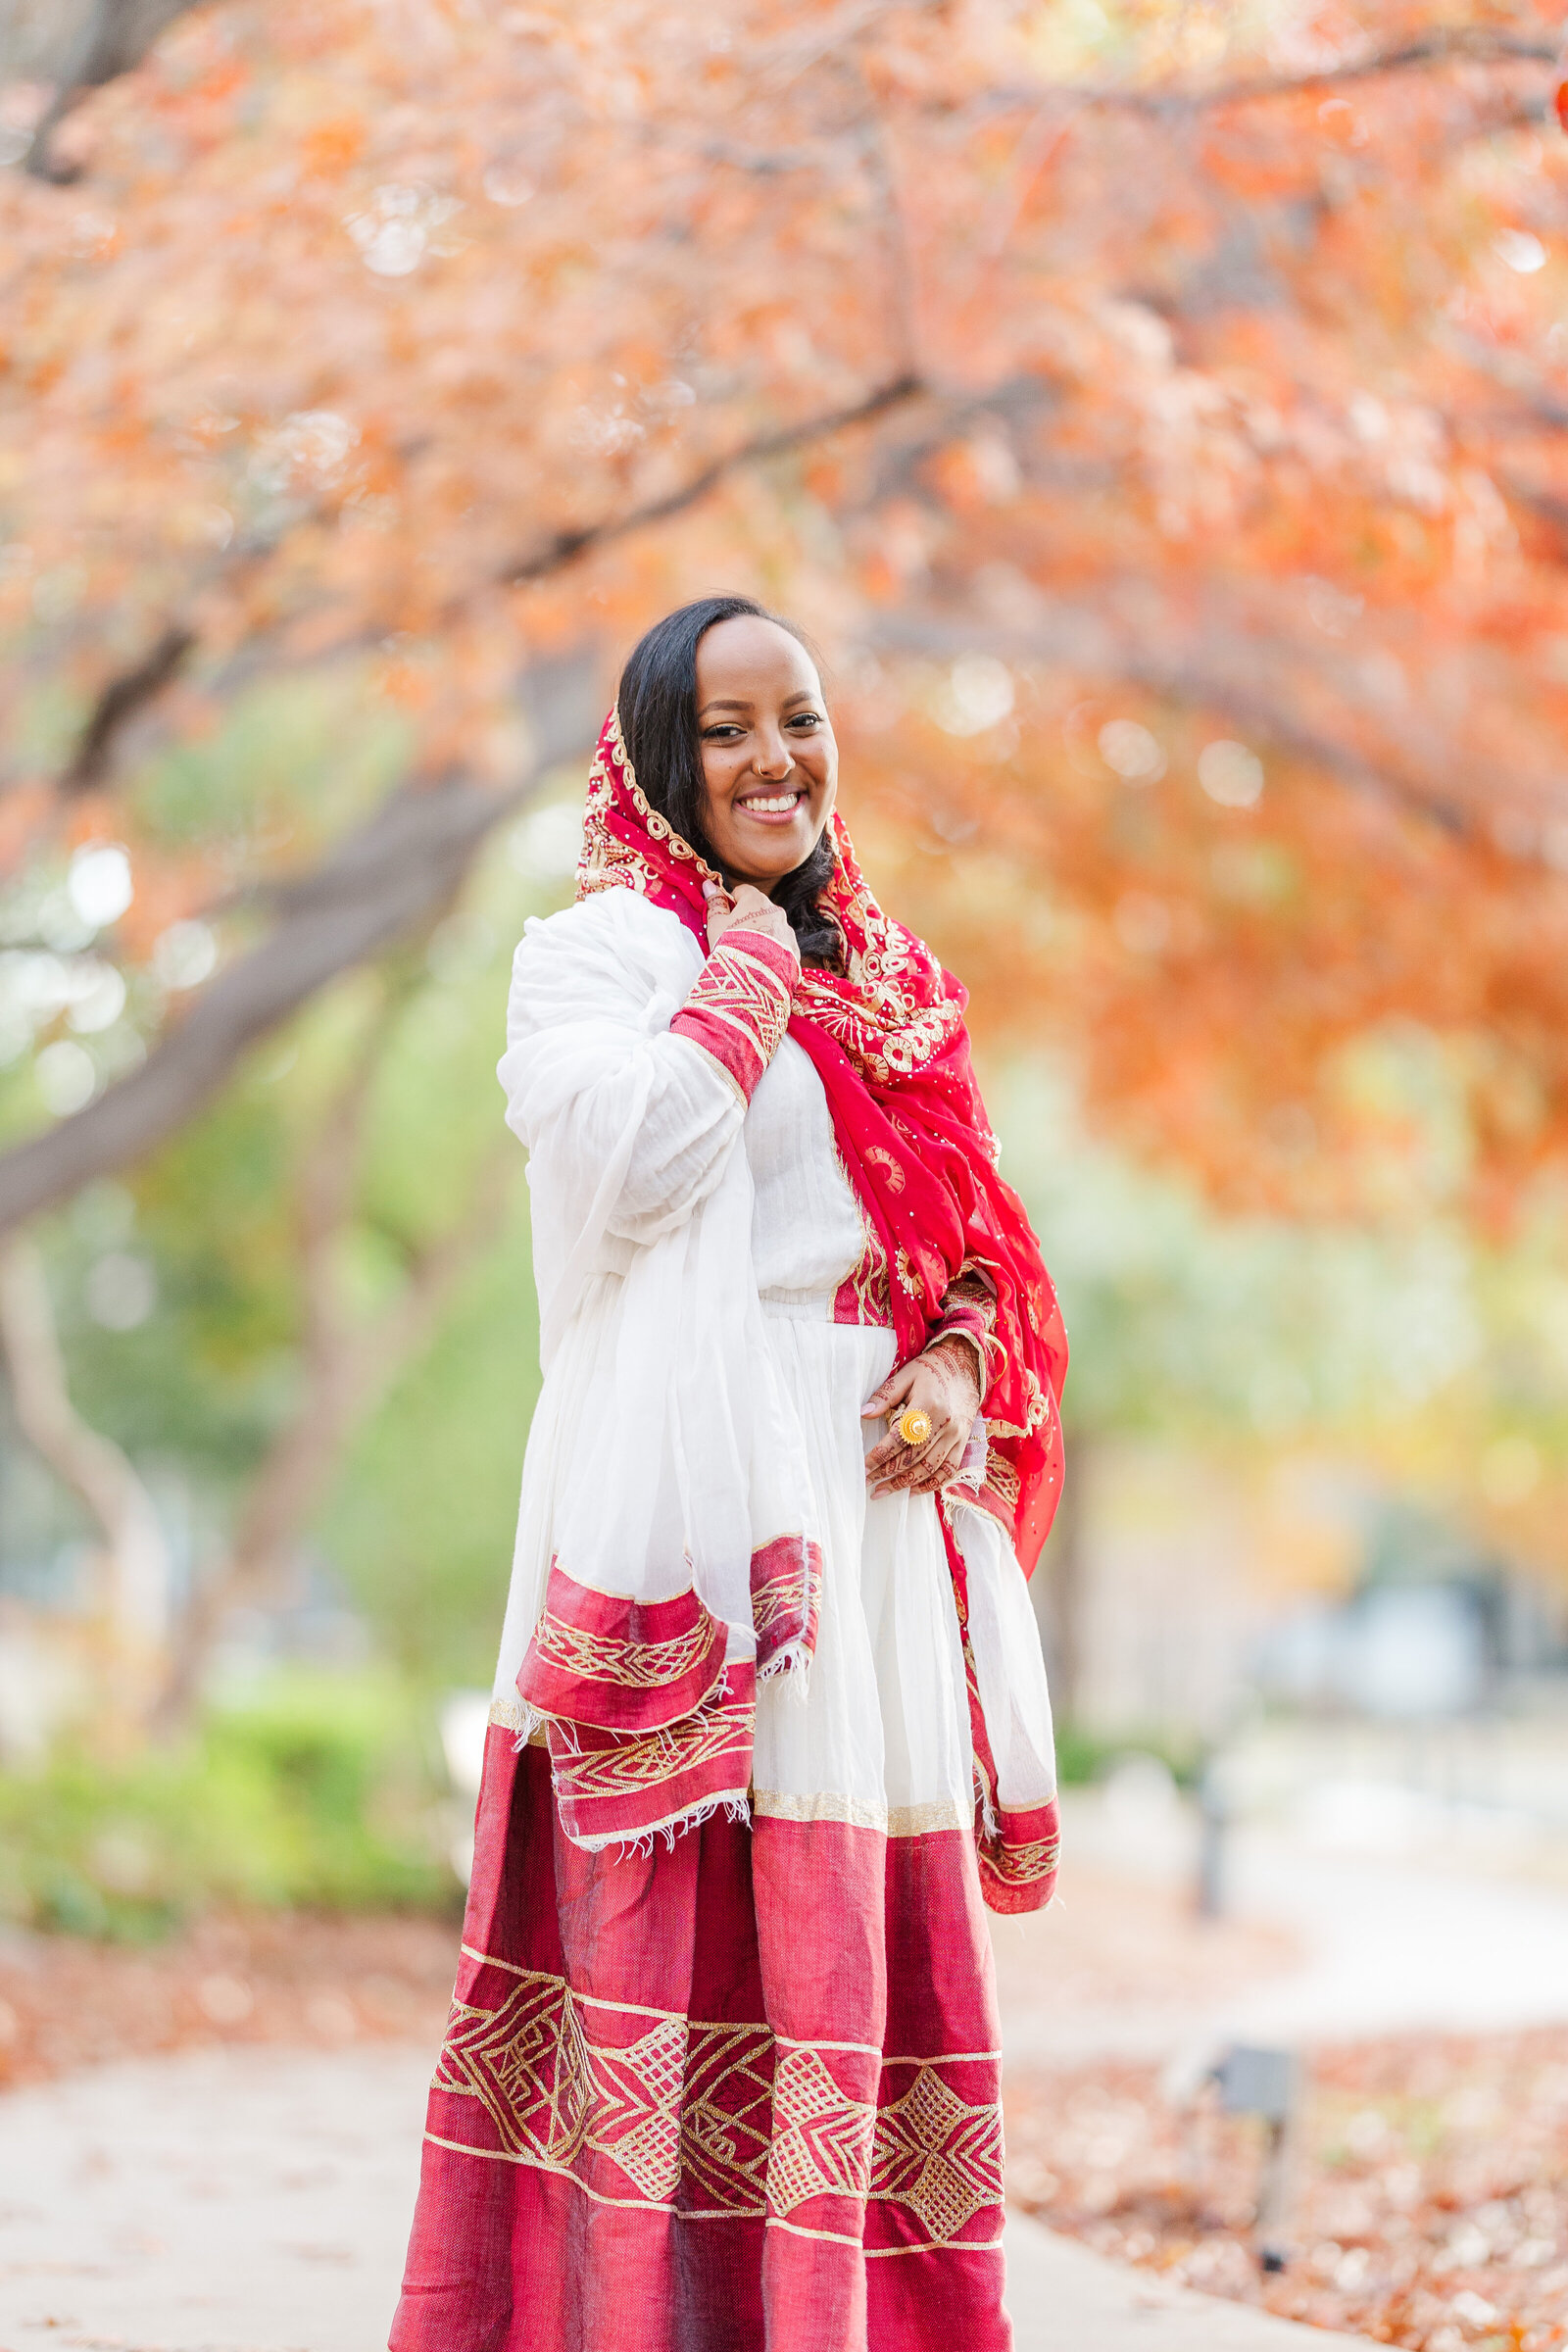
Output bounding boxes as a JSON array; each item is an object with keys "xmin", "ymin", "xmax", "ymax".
[{"xmin": 698, "ymin": 689, "xmax": 819, "ymax": 716}]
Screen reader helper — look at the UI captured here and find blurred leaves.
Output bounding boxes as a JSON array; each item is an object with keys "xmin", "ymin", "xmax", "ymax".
[
  {"xmin": 1007, "ymin": 2029, "xmax": 1568, "ymax": 2351},
  {"xmin": 0, "ymin": 1667, "xmax": 455, "ymax": 1936},
  {"xmin": 0, "ymin": 0, "xmax": 1566, "ymax": 1215}
]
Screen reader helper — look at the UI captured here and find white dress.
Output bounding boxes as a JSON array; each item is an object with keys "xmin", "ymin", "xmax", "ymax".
[
  {"xmin": 488, "ymin": 885, "xmax": 1056, "ymax": 1853},
  {"xmin": 394, "ymin": 885, "xmax": 1061, "ymax": 2352}
]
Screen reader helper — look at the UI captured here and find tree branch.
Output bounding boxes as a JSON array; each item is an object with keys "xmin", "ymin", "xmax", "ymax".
[
  {"xmin": 0, "ymin": 654, "xmax": 600, "ymax": 1234},
  {"xmin": 59, "ymin": 623, "xmax": 195, "ymax": 794},
  {"xmin": 867, "ymin": 609, "xmax": 1481, "ymax": 848},
  {"xmin": 976, "ymin": 30, "xmax": 1557, "ymax": 122},
  {"xmin": 495, "ymin": 372, "xmax": 924, "ymax": 585},
  {"xmin": 43, "ymin": 375, "xmax": 925, "ymax": 800}
]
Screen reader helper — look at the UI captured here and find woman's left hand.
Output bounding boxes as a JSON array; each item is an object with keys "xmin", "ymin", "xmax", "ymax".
[{"xmin": 862, "ymin": 1339, "xmax": 981, "ymax": 1497}]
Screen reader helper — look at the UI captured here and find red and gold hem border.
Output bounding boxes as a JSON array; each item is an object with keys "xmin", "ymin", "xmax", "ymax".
[
  {"xmin": 426, "ymin": 1944, "xmax": 1005, "ymax": 2251},
  {"xmin": 976, "ymin": 1795, "xmax": 1060, "ymax": 1917},
  {"xmin": 516, "ymin": 1559, "xmax": 726, "ymax": 1735},
  {"xmin": 749, "ymin": 1532, "xmax": 822, "ymax": 1674},
  {"xmin": 546, "ymin": 1662, "xmax": 757, "ymax": 1851}
]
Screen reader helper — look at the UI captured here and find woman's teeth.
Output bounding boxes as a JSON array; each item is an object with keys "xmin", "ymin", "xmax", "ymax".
[{"xmin": 740, "ymin": 792, "xmax": 802, "ymax": 815}]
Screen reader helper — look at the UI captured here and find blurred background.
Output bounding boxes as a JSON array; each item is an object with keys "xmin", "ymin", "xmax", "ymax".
[{"xmin": 1, "ymin": 3, "xmax": 1567, "ymax": 2346}]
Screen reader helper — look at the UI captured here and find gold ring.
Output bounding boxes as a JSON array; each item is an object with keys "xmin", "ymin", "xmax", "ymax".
[{"xmin": 896, "ymin": 1407, "xmax": 932, "ymax": 1447}]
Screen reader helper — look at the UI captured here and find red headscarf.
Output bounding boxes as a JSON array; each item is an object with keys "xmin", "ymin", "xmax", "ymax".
[{"xmin": 577, "ymin": 710, "xmax": 1068, "ymax": 1574}]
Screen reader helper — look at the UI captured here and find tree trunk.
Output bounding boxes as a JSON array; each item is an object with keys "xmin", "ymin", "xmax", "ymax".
[
  {"xmin": 0, "ymin": 1234, "xmax": 172, "ymax": 1673},
  {"xmin": 4, "ymin": 0, "xmax": 204, "ymax": 179},
  {"xmin": 152, "ymin": 1048, "xmax": 517, "ymax": 1730}
]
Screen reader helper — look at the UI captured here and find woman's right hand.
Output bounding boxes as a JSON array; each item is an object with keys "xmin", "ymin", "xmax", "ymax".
[{"xmin": 706, "ymin": 881, "xmax": 796, "ymax": 957}]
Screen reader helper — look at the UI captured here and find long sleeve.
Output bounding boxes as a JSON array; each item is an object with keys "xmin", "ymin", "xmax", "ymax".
[
  {"xmin": 491, "ymin": 889, "xmax": 819, "ymax": 1687},
  {"xmin": 668, "ymin": 925, "xmax": 798, "ymax": 1102},
  {"xmin": 497, "ymin": 892, "xmax": 798, "ymax": 1277}
]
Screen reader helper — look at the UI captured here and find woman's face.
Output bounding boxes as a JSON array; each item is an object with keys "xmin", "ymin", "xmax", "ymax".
[{"xmin": 695, "ymin": 615, "xmax": 838, "ymax": 892}]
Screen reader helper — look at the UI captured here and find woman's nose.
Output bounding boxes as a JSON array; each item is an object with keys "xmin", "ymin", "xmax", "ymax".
[{"xmin": 751, "ymin": 729, "xmax": 792, "ymax": 779}]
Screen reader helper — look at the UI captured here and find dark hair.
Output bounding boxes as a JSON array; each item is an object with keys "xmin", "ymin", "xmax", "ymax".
[{"xmin": 616, "ymin": 594, "xmax": 842, "ymax": 967}]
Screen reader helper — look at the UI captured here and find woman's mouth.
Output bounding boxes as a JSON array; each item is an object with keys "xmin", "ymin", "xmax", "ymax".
[{"xmin": 735, "ymin": 789, "xmax": 806, "ymax": 823}]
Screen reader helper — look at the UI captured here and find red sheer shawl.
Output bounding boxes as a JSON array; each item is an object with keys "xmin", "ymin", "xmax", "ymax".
[{"xmin": 576, "ymin": 710, "xmax": 1067, "ymax": 1574}]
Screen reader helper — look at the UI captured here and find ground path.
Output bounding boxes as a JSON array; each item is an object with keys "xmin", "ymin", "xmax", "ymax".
[
  {"xmin": 11, "ymin": 1779, "xmax": 1568, "ymax": 2352},
  {"xmin": 0, "ymin": 2039, "xmax": 1374, "ymax": 2352}
]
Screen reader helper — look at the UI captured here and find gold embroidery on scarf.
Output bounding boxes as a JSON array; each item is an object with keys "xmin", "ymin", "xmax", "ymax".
[
  {"xmin": 750, "ymin": 1546, "xmax": 821, "ymax": 1645},
  {"xmin": 983, "ymin": 1831, "xmax": 1061, "ymax": 1886},
  {"xmin": 983, "ymin": 1364, "xmax": 1050, "ymax": 1445},
  {"xmin": 577, "ymin": 708, "xmax": 723, "ymax": 904},
  {"xmin": 680, "ymin": 941, "xmax": 792, "ymax": 1062},
  {"xmin": 843, "ymin": 1233, "xmax": 892, "ymax": 1326},
  {"xmin": 549, "ymin": 1681, "xmax": 751, "ymax": 1806},
  {"xmin": 531, "ymin": 1608, "xmax": 717, "ymax": 1692},
  {"xmin": 830, "ymin": 1140, "xmax": 892, "ymax": 1328},
  {"xmin": 981, "ymin": 1448, "xmax": 1021, "ymax": 1513}
]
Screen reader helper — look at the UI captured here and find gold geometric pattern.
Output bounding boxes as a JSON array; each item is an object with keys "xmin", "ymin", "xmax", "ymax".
[
  {"xmin": 984, "ymin": 1830, "xmax": 1060, "ymax": 1887},
  {"xmin": 982, "ymin": 1446, "xmax": 1021, "ymax": 1513},
  {"xmin": 749, "ymin": 1542, "xmax": 820, "ymax": 1651},
  {"xmin": 871, "ymin": 2065, "xmax": 1005, "ymax": 2243},
  {"xmin": 680, "ymin": 2021, "xmax": 774, "ymax": 2212},
  {"xmin": 749, "ymin": 1567, "xmax": 806, "ymax": 1642},
  {"xmin": 547, "ymin": 1677, "xmax": 750, "ymax": 1806},
  {"xmin": 766, "ymin": 2045, "xmax": 877, "ymax": 2214},
  {"xmin": 430, "ymin": 1952, "xmax": 1004, "ymax": 2245},
  {"xmin": 683, "ymin": 934, "xmax": 793, "ymax": 1064},
  {"xmin": 530, "ymin": 1606, "xmax": 717, "ymax": 1691},
  {"xmin": 435, "ymin": 1968, "xmax": 687, "ymax": 2202}
]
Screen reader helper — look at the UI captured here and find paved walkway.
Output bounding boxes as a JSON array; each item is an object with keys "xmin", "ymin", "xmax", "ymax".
[
  {"xmin": 0, "ymin": 2041, "xmax": 1372, "ymax": 2352},
  {"xmin": 995, "ymin": 1789, "xmax": 1568, "ymax": 2068},
  {"xmin": 15, "ymin": 1791, "xmax": 1566, "ymax": 2349}
]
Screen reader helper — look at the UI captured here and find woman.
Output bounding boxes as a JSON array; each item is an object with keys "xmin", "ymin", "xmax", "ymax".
[{"xmin": 392, "ymin": 597, "xmax": 1067, "ymax": 2352}]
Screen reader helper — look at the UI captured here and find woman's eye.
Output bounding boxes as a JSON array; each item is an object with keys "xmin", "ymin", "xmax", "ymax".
[
  {"xmin": 788, "ymin": 713, "xmax": 821, "ymax": 730},
  {"xmin": 702, "ymin": 725, "xmax": 744, "ymax": 741}
]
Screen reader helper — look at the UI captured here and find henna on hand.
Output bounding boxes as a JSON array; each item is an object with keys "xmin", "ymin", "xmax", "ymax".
[{"xmin": 862, "ymin": 1334, "xmax": 982, "ymax": 1497}]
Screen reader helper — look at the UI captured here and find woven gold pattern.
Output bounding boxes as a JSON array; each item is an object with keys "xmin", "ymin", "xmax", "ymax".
[
  {"xmin": 430, "ymin": 1950, "xmax": 1005, "ymax": 2244},
  {"xmin": 531, "ymin": 1605, "xmax": 716, "ymax": 1692},
  {"xmin": 765, "ymin": 2045, "xmax": 878, "ymax": 2213},
  {"xmin": 871, "ymin": 2065, "xmax": 1005, "ymax": 2242}
]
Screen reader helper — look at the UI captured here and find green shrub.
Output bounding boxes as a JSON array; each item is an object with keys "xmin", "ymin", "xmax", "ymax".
[
  {"xmin": 1054, "ymin": 1721, "xmax": 1203, "ymax": 1788},
  {"xmin": 0, "ymin": 1667, "xmax": 460, "ymax": 1939}
]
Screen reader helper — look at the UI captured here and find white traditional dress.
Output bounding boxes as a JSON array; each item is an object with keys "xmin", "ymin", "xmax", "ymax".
[{"xmin": 393, "ymin": 717, "xmax": 1065, "ymax": 2352}]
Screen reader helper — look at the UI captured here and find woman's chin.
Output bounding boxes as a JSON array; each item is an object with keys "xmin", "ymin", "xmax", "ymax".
[{"xmin": 726, "ymin": 838, "xmax": 812, "ymax": 889}]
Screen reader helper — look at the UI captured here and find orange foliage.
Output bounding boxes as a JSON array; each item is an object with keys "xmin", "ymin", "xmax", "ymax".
[{"xmin": 2, "ymin": 1, "xmax": 1568, "ymax": 1217}]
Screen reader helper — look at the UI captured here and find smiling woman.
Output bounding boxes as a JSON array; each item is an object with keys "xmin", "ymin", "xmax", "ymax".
[
  {"xmin": 693, "ymin": 615, "xmax": 836, "ymax": 882},
  {"xmin": 392, "ymin": 597, "xmax": 1069, "ymax": 2352},
  {"xmin": 617, "ymin": 595, "xmax": 846, "ymax": 966}
]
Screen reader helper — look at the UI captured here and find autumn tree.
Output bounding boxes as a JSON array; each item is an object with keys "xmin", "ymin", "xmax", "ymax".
[
  {"xmin": 4, "ymin": 0, "xmax": 1568, "ymax": 1708},
  {"xmin": 0, "ymin": 0, "xmax": 1564, "ymax": 1234}
]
